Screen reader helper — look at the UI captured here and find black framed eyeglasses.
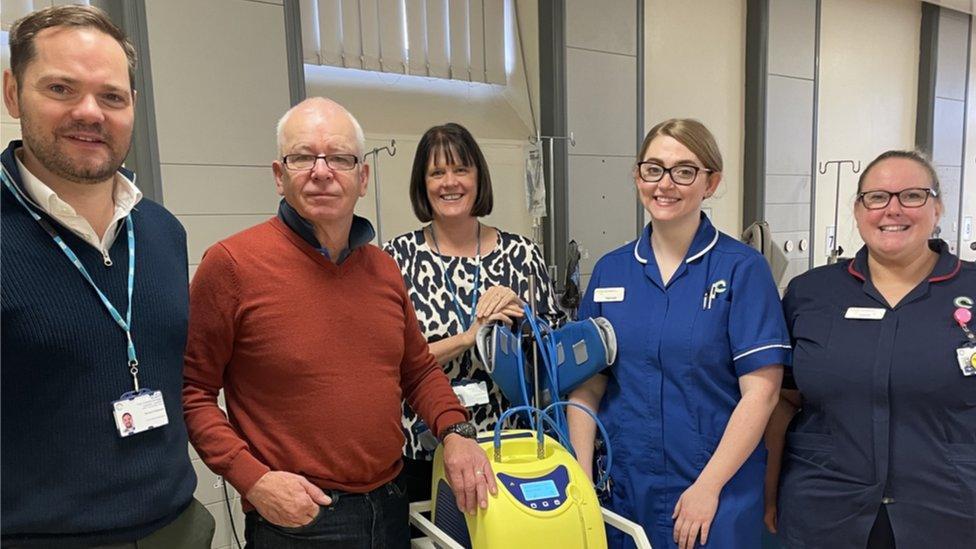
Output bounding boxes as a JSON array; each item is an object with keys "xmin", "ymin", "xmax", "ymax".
[
  {"xmin": 282, "ymin": 153, "xmax": 359, "ymax": 172},
  {"xmin": 857, "ymin": 188, "xmax": 938, "ymax": 210},
  {"xmin": 636, "ymin": 161, "xmax": 712, "ymax": 185}
]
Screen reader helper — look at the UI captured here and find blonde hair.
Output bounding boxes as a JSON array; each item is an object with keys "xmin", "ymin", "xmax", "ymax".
[{"xmin": 637, "ymin": 118, "xmax": 723, "ymax": 173}]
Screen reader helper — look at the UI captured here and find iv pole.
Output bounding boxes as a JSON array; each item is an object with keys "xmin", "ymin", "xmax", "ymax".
[
  {"xmin": 363, "ymin": 140, "xmax": 396, "ymax": 243},
  {"xmin": 818, "ymin": 159, "xmax": 861, "ymax": 264},
  {"xmin": 531, "ymin": 132, "xmax": 576, "ymax": 282}
]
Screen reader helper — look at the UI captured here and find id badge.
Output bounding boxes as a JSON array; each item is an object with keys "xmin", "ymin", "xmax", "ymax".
[
  {"xmin": 112, "ymin": 389, "xmax": 169, "ymax": 437},
  {"xmin": 956, "ymin": 347, "xmax": 976, "ymax": 377},
  {"xmin": 452, "ymin": 380, "xmax": 490, "ymax": 407}
]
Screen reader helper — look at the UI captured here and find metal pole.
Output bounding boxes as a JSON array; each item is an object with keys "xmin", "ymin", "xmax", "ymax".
[
  {"xmin": 372, "ymin": 158, "xmax": 383, "ymax": 243},
  {"xmin": 547, "ymin": 138, "xmax": 556, "ymax": 265},
  {"xmin": 528, "ymin": 275, "xmax": 544, "ymax": 459}
]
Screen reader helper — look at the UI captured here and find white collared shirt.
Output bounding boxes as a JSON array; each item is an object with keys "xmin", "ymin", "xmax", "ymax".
[{"xmin": 15, "ymin": 153, "xmax": 142, "ymax": 258}]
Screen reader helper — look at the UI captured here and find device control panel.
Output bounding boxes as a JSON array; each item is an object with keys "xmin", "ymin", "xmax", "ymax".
[{"xmin": 497, "ymin": 465, "xmax": 570, "ymax": 511}]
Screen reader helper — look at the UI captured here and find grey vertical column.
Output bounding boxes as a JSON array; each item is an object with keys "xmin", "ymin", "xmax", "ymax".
[
  {"xmin": 98, "ymin": 0, "xmax": 163, "ymax": 203},
  {"xmin": 745, "ymin": 0, "xmax": 819, "ymax": 288},
  {"xmin": 563, "ymin": 0, "xmax": 641, "ymax": 291},
  {"xmin": 917, "ymin": 4, "xmax": 971, "ymax": 255}
]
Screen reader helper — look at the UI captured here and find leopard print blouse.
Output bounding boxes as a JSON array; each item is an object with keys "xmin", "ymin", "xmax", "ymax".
[{"xmin": 383, "ymin": 227, "xmax": 563, "ymax": 460}]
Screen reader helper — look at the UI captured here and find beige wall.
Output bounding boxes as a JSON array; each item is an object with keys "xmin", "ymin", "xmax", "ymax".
[
  {"xmin": 643, "ymin": 0, "xmax": 746, "ymax": 237},
  {"xmin": 813, "ymin": 0, "xmax": 921, "ymax": 265}
]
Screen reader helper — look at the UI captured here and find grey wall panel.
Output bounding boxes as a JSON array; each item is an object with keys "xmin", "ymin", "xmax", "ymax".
[
  {"xmin": 768, "ymin": 0, "xmax": 816, "ymax": 79},
  {"xmin": 765, "ymin": 203, "xmax": 811, "ymax": 233},
  {"xmin": 770, "ymin": 230, "xmax": 812, "ymax": 261},
  {"xmin": 936, "ymin": 10, "xmax": 970, "ymax": 101},
  {"xmin": 765, "ymin": 175, "xmax": 811, "ymax": 204},
  {"xmin": 937, "ymin": 166, "xmax": 962, "ymax": 252},
  {"xmin": 783, "ymin": 257, "xmax": 811, "ymax": 284},
  {"xmin": 161, "ymin": 165, "xmax": 279, "ymax": 215},
  {"xmin": 566, "ymin": 48, "xmax": 637, "ymax": 156},
  {"xmin": 568, "ymin": 155, "xmax": 638, "ymax": 275},
  {"xmin": 765, "ymin": 75, "xmax": 815, "ymax": 175},
  {"xmin": 932, "ymin": 98, "xmax": 965, "ymax": 165},
  {"xmin": 146, "ymin": 0, "xmax": 290, "ymax": 166},
  {"xmin": 566, "ymin": 0, "xmax": 637, "ymax": 55}
]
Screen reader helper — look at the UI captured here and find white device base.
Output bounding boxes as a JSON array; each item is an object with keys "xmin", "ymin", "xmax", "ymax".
[{"xmin": 408, "ymin": 500, "xmax": 653, "ymax": 549}]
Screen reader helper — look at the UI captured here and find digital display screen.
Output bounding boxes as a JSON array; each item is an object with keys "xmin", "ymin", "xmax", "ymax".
[{"xmin": 519, "ymin": 480, "xmax": 559, "ymax": 501}]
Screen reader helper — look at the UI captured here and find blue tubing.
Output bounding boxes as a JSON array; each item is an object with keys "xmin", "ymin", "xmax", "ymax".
[{"xmin": 543, "ymin": 401, "xmax": 613, "ymax": 492}]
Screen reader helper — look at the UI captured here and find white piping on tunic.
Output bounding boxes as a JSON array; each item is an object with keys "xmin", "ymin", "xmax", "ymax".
[
  {"xmin": 733, "ymin": 343, "xmax": 792, "ymax": 362},
  {"xmin": 633, "ymin": 224, "xmax": 719, "ymax": 265}
]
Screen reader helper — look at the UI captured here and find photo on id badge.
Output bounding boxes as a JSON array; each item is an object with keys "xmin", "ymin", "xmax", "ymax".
[{"xmin": 112, "ymin": 390, "xmax": 169, "ymax": 437}]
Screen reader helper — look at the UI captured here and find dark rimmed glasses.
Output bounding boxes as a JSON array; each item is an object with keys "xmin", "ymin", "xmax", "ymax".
[
  {"xmin": 857, "ymin": 188, "xmax": 938, "ymax": 210},
  {"xmin": 636, "ymin": 161, "xmax": 712, "ymax": 185},
  {"xmin": 282, "ymin": 153, "xmax": 359, "ymax": 172}
]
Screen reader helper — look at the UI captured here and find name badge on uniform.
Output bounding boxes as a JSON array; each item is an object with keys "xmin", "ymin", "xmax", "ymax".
[
  {"xmin": 594, "ymin": 287, "xmax": 625, "ymax": 303},
  {"xmin": 452, "ymin": 380, "xmax": 490, "ymax": 407},
  {"xmin": 845, "ymin": 307, "xmax": 886, "ymax": 320},
  {"xmin": 112, "ymin": 389, "xmax": 169, "ymax": 438},
  {"xmin": 956, "ymin": 347, "xmax": 976, "ymax": 377}
]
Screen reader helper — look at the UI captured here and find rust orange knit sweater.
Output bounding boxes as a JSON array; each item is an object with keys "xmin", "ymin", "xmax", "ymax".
[{"xmin": 182, "ymin": 217, "xmax": 466, "ymax": 507}]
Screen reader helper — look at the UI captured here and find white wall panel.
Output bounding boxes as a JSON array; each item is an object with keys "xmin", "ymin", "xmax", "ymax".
[
  {"xmin": 162, "ymin": 165, "xmax": 280, "ymax": 216},
  {"xmin": 566, "ymin": 48, "xmax": 636, "ymax": 156},
  {"xmin": 145, "ymin": 0, "xmax": 290, "ymax": 166},
  {"xmin": 181, "ymin": 215, "xmax": 273, "ymax": 265},
  {"xmin": 766, "ymin": 76, "xmax": 815, "ymax": 176},
  {"xmin": 568, "ymin": 155, "xmax": 638, "ymax": 276},
  {"xmin": 937, "ymin": 8, "xmax": 971, "ymax": 100},
  {"xmin": 767, "ymin": 0, "xmax": 817, "ymax": 79},
  {"xmin": 566, "ymin": 0, "xmax": 637, "ymax": 56}
]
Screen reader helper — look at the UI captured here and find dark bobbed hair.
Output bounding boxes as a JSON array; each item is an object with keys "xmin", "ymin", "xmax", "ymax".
[
  {"xmin": 857, "ymin": 150, "xmax": 941, "ymax": 201},
  {"xmin": 409, "ymin": 123, "xmax": 494, "ymax": 223},
  {"xmin": 9, "ymin": 5, "xmax": 137, "ymax": 90}
]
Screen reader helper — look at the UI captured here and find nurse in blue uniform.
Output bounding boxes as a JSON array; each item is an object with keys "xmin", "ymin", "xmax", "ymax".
[
  {"xmin": 568, "ymin": 119, "xmax": 788, "ymax": 549},
  {"xmin": 765, "ymin": 150, "xmax": 976, "ymax": 549}
]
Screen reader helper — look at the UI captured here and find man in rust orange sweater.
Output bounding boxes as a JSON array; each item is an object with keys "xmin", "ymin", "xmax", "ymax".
[{"xmin": 182, "ymin": 97, "xmax": 495, "ymax": 548}]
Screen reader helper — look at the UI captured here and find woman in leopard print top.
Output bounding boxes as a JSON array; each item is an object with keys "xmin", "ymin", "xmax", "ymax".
[{"xmin": 383, "ymin": 123, "xmax": 562, "ymax": 505}]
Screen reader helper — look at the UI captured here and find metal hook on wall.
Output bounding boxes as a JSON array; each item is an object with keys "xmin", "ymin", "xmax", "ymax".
[
  {"xmin": 818, "ymin": 159, "xmax": 861, "ymax": 264},
  {"xmin": 363, "ymin": 139, "xmax": 397, "ymax": 244}
]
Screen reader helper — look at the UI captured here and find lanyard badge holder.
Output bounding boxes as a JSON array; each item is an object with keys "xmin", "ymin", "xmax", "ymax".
[
  {"xmin": 1, "ymin": 169, "xmax": 169, "ymax": 437},
  {"xmin": 953, "ymin": 307, "xmax": 976, "ymax": 377}
]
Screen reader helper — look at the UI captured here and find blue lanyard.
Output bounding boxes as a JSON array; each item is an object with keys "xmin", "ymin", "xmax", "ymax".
[
  {"xmin": 429, "ymin": 222, "xmax": 481, "ymax": 331},
  {"xmin": 1, "ymin": 167, "xmax": 142, "ymax": 392}
]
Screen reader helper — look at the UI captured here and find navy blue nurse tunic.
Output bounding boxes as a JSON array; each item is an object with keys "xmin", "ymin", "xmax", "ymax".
[
  {"xmin": 779, "ymin": 240, "xmax": 976, "ymax": 549},
  {"xmin": 580, "ymin": 214, "xmax": 791, "ymax": 549}
]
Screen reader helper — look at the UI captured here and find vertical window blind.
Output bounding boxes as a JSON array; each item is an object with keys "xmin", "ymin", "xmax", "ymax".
[{"xmin": 300, "ymin": 0, "xmax": 506, "ymax": 84}]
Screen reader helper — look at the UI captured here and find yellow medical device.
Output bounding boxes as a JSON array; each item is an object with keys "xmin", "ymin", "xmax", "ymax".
[{"xmin": 430, "ymin": 429, "xmax": 607, "ymax": 549}]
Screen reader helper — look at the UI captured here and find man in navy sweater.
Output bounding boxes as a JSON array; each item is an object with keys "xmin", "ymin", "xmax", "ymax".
[{"xmin": 1, "ymin": 5, "xmax": 213, "ymax": 547}]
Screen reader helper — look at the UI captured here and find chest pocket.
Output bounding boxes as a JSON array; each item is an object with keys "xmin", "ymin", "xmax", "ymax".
[{"xmin": 692, "ymin": 297, "xmax": 731, "ymax": 371}]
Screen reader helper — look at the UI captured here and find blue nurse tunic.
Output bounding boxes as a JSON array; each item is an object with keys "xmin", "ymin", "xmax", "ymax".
[
  {"xmin": 779, "ymin": 240, "xmax": 976, "ymax": 549},
  {"xmin": 580, "ymin": 214, "xmax": 791, "ymax": 549}
]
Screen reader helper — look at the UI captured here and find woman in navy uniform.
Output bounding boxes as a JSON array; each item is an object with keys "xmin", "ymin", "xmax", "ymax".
[
  {"xmin": 569, "ymin": 119, "xmax": 789, "ymax": 549},
  {"xmin": 765, "ymin": 150, "xmax": 976, "ymax": 548}
]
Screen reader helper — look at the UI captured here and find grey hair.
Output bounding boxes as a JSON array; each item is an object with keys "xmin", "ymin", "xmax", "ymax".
[{"xmin": 275, "ymin": 97, "xmax": 366, "ymax": 158}]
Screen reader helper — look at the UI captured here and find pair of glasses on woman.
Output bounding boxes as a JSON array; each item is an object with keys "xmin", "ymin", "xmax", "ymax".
[
  {"xmin": 857, "ymin": 188, "xmax": 938, "ymax": 210},
  {"xmin": 636, "ymin": 162, "xmax": 712, "ymax": 185},
  {"xmin": 281, "ymin": 154, "xmax": 359, "ymax": 172}
]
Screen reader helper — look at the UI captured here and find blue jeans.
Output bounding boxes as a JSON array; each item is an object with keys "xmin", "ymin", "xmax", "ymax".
[{"xmin": 243, "ymin": 479, "xmax": 409, "ymax": 549}]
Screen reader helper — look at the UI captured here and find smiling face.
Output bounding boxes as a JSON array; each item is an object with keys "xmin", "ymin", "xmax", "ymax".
[
  {"xmin": 636, "ymin": 135, "xmax": 720, "ymax": 225},
  {"xmin": 3, "ymin": 26, "xmax": 135, "ymax": 185},
  {"xmin": 854, "ymin": 157, "xmax": 942, "ymax": 262},
  {"xmin": 272, "ymin": 101, "xmax": 369, "ymax": 226},
  {"xmin": 425, "ymin": 148, "xmax": 478, "ymax": 222}
]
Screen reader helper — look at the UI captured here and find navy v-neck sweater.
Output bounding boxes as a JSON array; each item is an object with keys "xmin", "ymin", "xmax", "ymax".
[{"xmin": 1, "ymin": 142, "xmax": 196, "ymax": 546}]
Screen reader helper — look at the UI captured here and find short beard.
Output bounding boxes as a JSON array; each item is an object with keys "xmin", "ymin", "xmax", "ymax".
[{"xmin": 20, "ymin": 112, "xmax": 129, "ymax": 185}]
